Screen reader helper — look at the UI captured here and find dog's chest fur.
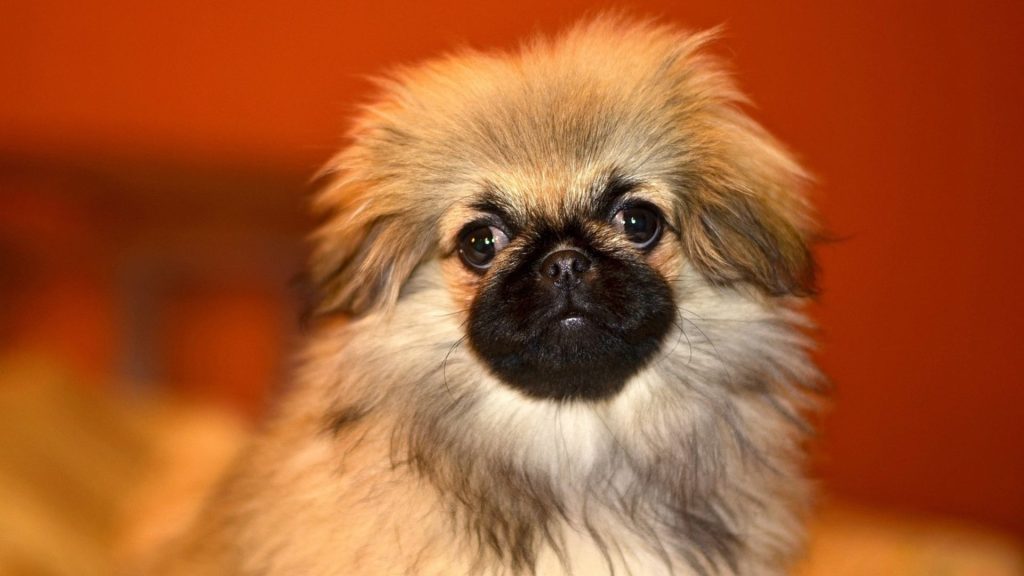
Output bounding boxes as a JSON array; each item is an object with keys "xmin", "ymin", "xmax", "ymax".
[
  {"xmin": 224, "ymin": 378, "xmax": 807, "ymax": 576},
  {"xmin": 205, "ymin": 271, "xmax": 815, "ymax": 576}
]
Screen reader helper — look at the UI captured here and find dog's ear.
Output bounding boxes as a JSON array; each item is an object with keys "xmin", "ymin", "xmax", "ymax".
[
  {"xmin": 683, "ymin": 185, "xmax": 817, "ymax": 297},
  {"xmin": 651, "ymin": 32, "xmax": 817, "ymax": 298},
  {"xmin": 309, "ymin": 163, "xmax": 436, "ymax": 317},
  {"xmin": 679, "ymin": 114, "xmax": 818, "ymax": 297}
]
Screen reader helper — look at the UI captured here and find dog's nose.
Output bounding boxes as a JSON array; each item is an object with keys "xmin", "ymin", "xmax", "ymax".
[{"xmin": 539, "ymin": 249, "xmax": 592, "ymax": 289}]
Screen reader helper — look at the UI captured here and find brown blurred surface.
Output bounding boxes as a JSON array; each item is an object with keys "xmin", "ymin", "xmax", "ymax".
[{"xmin": 1, "ymin": 0, "xmax": 1022, "ymax": 549}]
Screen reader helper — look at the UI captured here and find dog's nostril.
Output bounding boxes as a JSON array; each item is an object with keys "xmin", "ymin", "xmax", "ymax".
[{"xmin": 540, "ymin": 249, "xmax": 592, "ymax": 288}]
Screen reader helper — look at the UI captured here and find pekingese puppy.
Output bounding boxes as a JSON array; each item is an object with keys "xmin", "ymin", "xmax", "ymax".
[{"xmin": 152, "ymin": 16, "xmax": 821, "ymax": 576}]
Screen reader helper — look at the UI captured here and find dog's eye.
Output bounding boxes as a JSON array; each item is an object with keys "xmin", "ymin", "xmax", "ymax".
[
  {"xmin": 458, "ymin": 225, "xmax": 509, "ymax": 270},
  {"xmin": 612, "ymin": 205, "xmax": 662, "ymax": 249}
]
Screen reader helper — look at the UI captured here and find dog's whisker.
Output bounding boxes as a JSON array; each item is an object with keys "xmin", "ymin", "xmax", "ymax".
[{"xmin": 441, "ymin": 335, "xmax": 468, "ymax": 397}]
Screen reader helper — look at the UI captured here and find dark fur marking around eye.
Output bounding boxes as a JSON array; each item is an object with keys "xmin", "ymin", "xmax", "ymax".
[
  {"xmin": 592, "ymin": 172, "xmax": 640, "ymax": 219},
  {"xmin": 471, "ymin": 188, "xmax": 522, "ymax": 236}
]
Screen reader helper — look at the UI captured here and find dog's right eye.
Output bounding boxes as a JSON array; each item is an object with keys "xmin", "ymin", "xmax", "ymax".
[{"xmin": 458, "ymin": 225, "xmax": 509, "ymax": 270}]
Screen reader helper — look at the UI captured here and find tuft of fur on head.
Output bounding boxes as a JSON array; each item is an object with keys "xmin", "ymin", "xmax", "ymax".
[{"xmin": 165, "ymin": 15, "xmax": 822, "ymax": 576}]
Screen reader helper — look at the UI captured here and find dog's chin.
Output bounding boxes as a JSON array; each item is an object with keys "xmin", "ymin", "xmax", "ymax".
[{"xmin": 467, "ymin": 265, "xmax": 676, "ymax": 402}]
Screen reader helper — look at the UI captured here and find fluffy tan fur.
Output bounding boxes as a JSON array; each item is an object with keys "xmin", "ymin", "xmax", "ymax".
[{"xmin": 148, "ymin": 16, "xmax": 820, "ymax": 576}]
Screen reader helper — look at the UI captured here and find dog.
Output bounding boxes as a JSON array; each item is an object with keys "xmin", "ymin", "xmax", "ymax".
[{"xmin": 150, "ymin": 16, "xmax": 821, "ymax": 576}]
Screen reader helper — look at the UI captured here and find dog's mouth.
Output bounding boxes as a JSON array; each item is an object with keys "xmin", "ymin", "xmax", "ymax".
[
  {"xmin": 548, "ymin": 297, "xmax": 595, "ymax": 326},
  {"xmin": 466, "ymin": 247, "xmax": 675, "ymax": 402},
  {"xmin": 559, "ymin": 315, "xmax": 586, "ymax": 328},
  {"xmin": 538, "ymin": 307, "xmax": 607, "ymax": 341},
  {"xmin": 542, "ymin": 303, "xmax": 622, "ymax": 342}
]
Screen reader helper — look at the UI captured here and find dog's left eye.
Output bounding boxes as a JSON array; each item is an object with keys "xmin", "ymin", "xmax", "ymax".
[
  {"xmin": 458, "ymin": 225, "xmax": 510, "ymax": 270},
  {"xmin": 612, "ymin": 205, "xmax": 662, "ymax": 249}
]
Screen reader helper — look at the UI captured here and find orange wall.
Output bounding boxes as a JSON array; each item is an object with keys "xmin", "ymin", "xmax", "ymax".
[{"xmin": 2, "ymin": 1, "xmax": 1022, "ymax": 536}]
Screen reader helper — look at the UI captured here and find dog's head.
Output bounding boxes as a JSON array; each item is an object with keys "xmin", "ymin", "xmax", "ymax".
[{"xmin": 310, "ymin": 18, "xmax": 816, "ymax": 402}]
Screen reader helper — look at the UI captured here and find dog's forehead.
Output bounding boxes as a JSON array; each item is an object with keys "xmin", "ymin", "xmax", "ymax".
[
  {"xmin": 474, "ymin": 164, "xmax": 608, "ymax": 222},
  {"xmin": 447, "ymin": 90, "xmax": 677, "ymax": 220}
]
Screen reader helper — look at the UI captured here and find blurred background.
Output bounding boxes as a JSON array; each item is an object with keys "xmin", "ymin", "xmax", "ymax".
[{"xmin": 1, "ymin": 1, "xmax": 1022, "ymax": 574}]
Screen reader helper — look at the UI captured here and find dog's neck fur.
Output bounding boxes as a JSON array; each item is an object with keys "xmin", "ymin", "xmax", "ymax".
[{"xmin": 304, "ymin": 266, "xmax": 818, "ymax": 576}]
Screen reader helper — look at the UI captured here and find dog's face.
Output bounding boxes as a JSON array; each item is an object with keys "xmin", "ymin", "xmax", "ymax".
[
  {"xmin": 453, "ymin": 174, "xmax": 678, "ymax": 401},
  {"xmin": 310, "ymin": 20, "xmax": 816, "ymax": 403}
]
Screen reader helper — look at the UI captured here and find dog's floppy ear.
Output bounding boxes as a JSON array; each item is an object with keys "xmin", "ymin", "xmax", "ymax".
[
  {"xmin": 651, "ymin": 31, "xmax": 817, "ymax": 298},
  {"xmin": 683, "ymin": 185, "xmax": 817, "ymax": 297},
  {"xmin": 309, "ymin": 153, "xmax": 436, "ymax": 317},
  {"xmin": 680, "ymin": 114, "xmax": 818, "ymax": 297}
]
